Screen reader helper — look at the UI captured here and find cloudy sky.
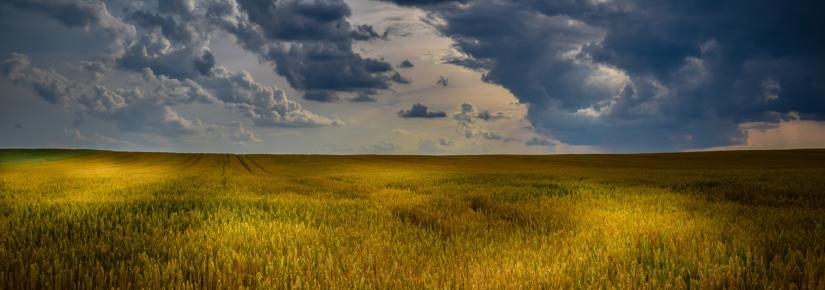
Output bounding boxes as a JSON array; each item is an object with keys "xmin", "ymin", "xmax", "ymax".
[{"xmin": 1, "ymin": 0, "xmax": 824, "ymax": 154}]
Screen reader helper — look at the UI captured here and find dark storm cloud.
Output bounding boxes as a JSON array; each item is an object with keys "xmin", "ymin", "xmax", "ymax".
[
  {"xmin": 348, "ymin": 89, "xmax": 380, "ymax": 102},
  {"xmin": 236, "ymin": 0, "xmax": 351, "ymax": 41},
  {"xmin": 265, "ymin": 43, "xmax": 393, "ymax": 99},
  {"xmin": 302, "ymin": 90, "xmax": 340, "ymax": 103},
  {"xmin": 193, "ymin": 50, "xmax": 215, "ymax": 76},
  {"xmin": 221, "ymin": 0, "xmax": 398, "ymax": 99},
  {"xmin": 113, "ymin": 6, "xmax": 211, "ymax": 79},
  {"xmin": 442, "ymin": 57, "xmax": 491, "ymax": 72},
  {"xmin": 5, "ymin": 0, "xmax": 401, "ymax": 100},
  {"xmin": 390, "ymin": 72, "xmax": 411, "ymax": 84},
  {"xmin": 1, "ymin": 0, "xmax": 383, "ymax": 136},
  {"xmin": 436, "ymin": 76, "xmax": 448, "ymax": 87},
  {"xmin": 398, "ymin": 103, "xmax": 447, "ymax": 118},
  {"xmin": 350, "ymin": 94, "xmax": 377, "ymax": 102},
  {"xmin": 384, "ymin": 0, "xmax": 825, "ymax": 151},
  {"xmin": 350, "ymin": 24, "xmax": 382, "ymax": 41},
  {"xmin": 399, "ymin": 60, "xmax": 414, "ymax": 68},
  {"xmin": 128, "ymin": 9, "xmax": 197, "ymax": 44},
  {"xmin": 476, "ymin": 110, "xmax": 507, "ymax": 122}
]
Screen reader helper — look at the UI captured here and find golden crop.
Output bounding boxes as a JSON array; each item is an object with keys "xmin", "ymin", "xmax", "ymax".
[{"xmin": 1, "ymin": 149, "xmax": 824, "ymax": 289}]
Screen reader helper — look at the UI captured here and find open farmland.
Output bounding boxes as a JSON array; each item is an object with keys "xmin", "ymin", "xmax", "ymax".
[{"xmin": 1, "ymin": 149, "xmax": 824, "ymax": 289}]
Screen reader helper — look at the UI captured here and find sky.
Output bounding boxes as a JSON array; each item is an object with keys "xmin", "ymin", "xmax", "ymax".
[{"xmin": 1, "ymin": 0, "xmax": 824, "ymax": 154}]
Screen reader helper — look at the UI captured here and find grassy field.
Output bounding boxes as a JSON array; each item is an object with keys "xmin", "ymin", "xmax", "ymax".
[{"xmin": 1, "ymin": 149, "xmax": 824, "ymax": 289}]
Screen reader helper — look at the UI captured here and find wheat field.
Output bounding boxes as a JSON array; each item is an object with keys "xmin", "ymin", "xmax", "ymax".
[{"xmin": 1, "ymin": 149, "xmax": 824, "ymax": 289}]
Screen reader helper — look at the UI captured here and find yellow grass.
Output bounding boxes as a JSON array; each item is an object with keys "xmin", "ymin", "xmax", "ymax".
[{"xmin": 1, "ymin": 149, "xmax": 824, "ymax": 289}]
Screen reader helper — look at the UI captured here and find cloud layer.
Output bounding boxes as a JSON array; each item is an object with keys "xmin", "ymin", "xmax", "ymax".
[
  {"xmin": 1, "ymin": 0, "xmax": 378, "ymax": 136},
  {"xmin": 2, "ymin": 0, "xmax": 823, "ymax": 153},
  {"xmin": 385, "ymin": 0, "xmax": 825, "ymax": 151},
  {"xmin": 2, "ymin": 51, "xmax": 338, "ymax": 135}
]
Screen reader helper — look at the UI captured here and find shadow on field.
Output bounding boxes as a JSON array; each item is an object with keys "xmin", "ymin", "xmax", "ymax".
[
  {"xmin": 665, "ymin": 171, "xmax": 825, "ymax": 208},
  {"xmin": 378, "ymin": 174, "xmax": 579, "ymax": 238}
]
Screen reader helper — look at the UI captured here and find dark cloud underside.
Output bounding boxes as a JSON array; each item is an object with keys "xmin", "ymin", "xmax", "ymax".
[
  {"xmin": 398, "ymin": 103, "xmax": 447, "ymax": 118},
  {"xmin": 383, "ymin": 0, "xmax": 825, "ymax": 151}
]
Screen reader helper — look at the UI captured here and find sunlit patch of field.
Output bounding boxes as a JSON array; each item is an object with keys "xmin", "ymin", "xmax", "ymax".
[{"xmin": 1, "ymin": 149, "xmax": 824, "ymax": 289}]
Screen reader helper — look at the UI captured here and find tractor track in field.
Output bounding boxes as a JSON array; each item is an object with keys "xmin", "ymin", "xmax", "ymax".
[
  {"xmin": 178, "ymin": 154, "xmax": 203, "ymax": 170},
  {"xmin": 236, "ymin": 155, "xmax": 254, "ymax": 174},
  {"xmin": 243, "ymin": 155, "xmax": 273, "ymax": 175},
  {"xmin": 221, "ymin": 155, "xmax": 228, "ymax": 189},
  {"xmin": 221, "ymin": 155, "xmax": 227, "ymax": 176}
]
